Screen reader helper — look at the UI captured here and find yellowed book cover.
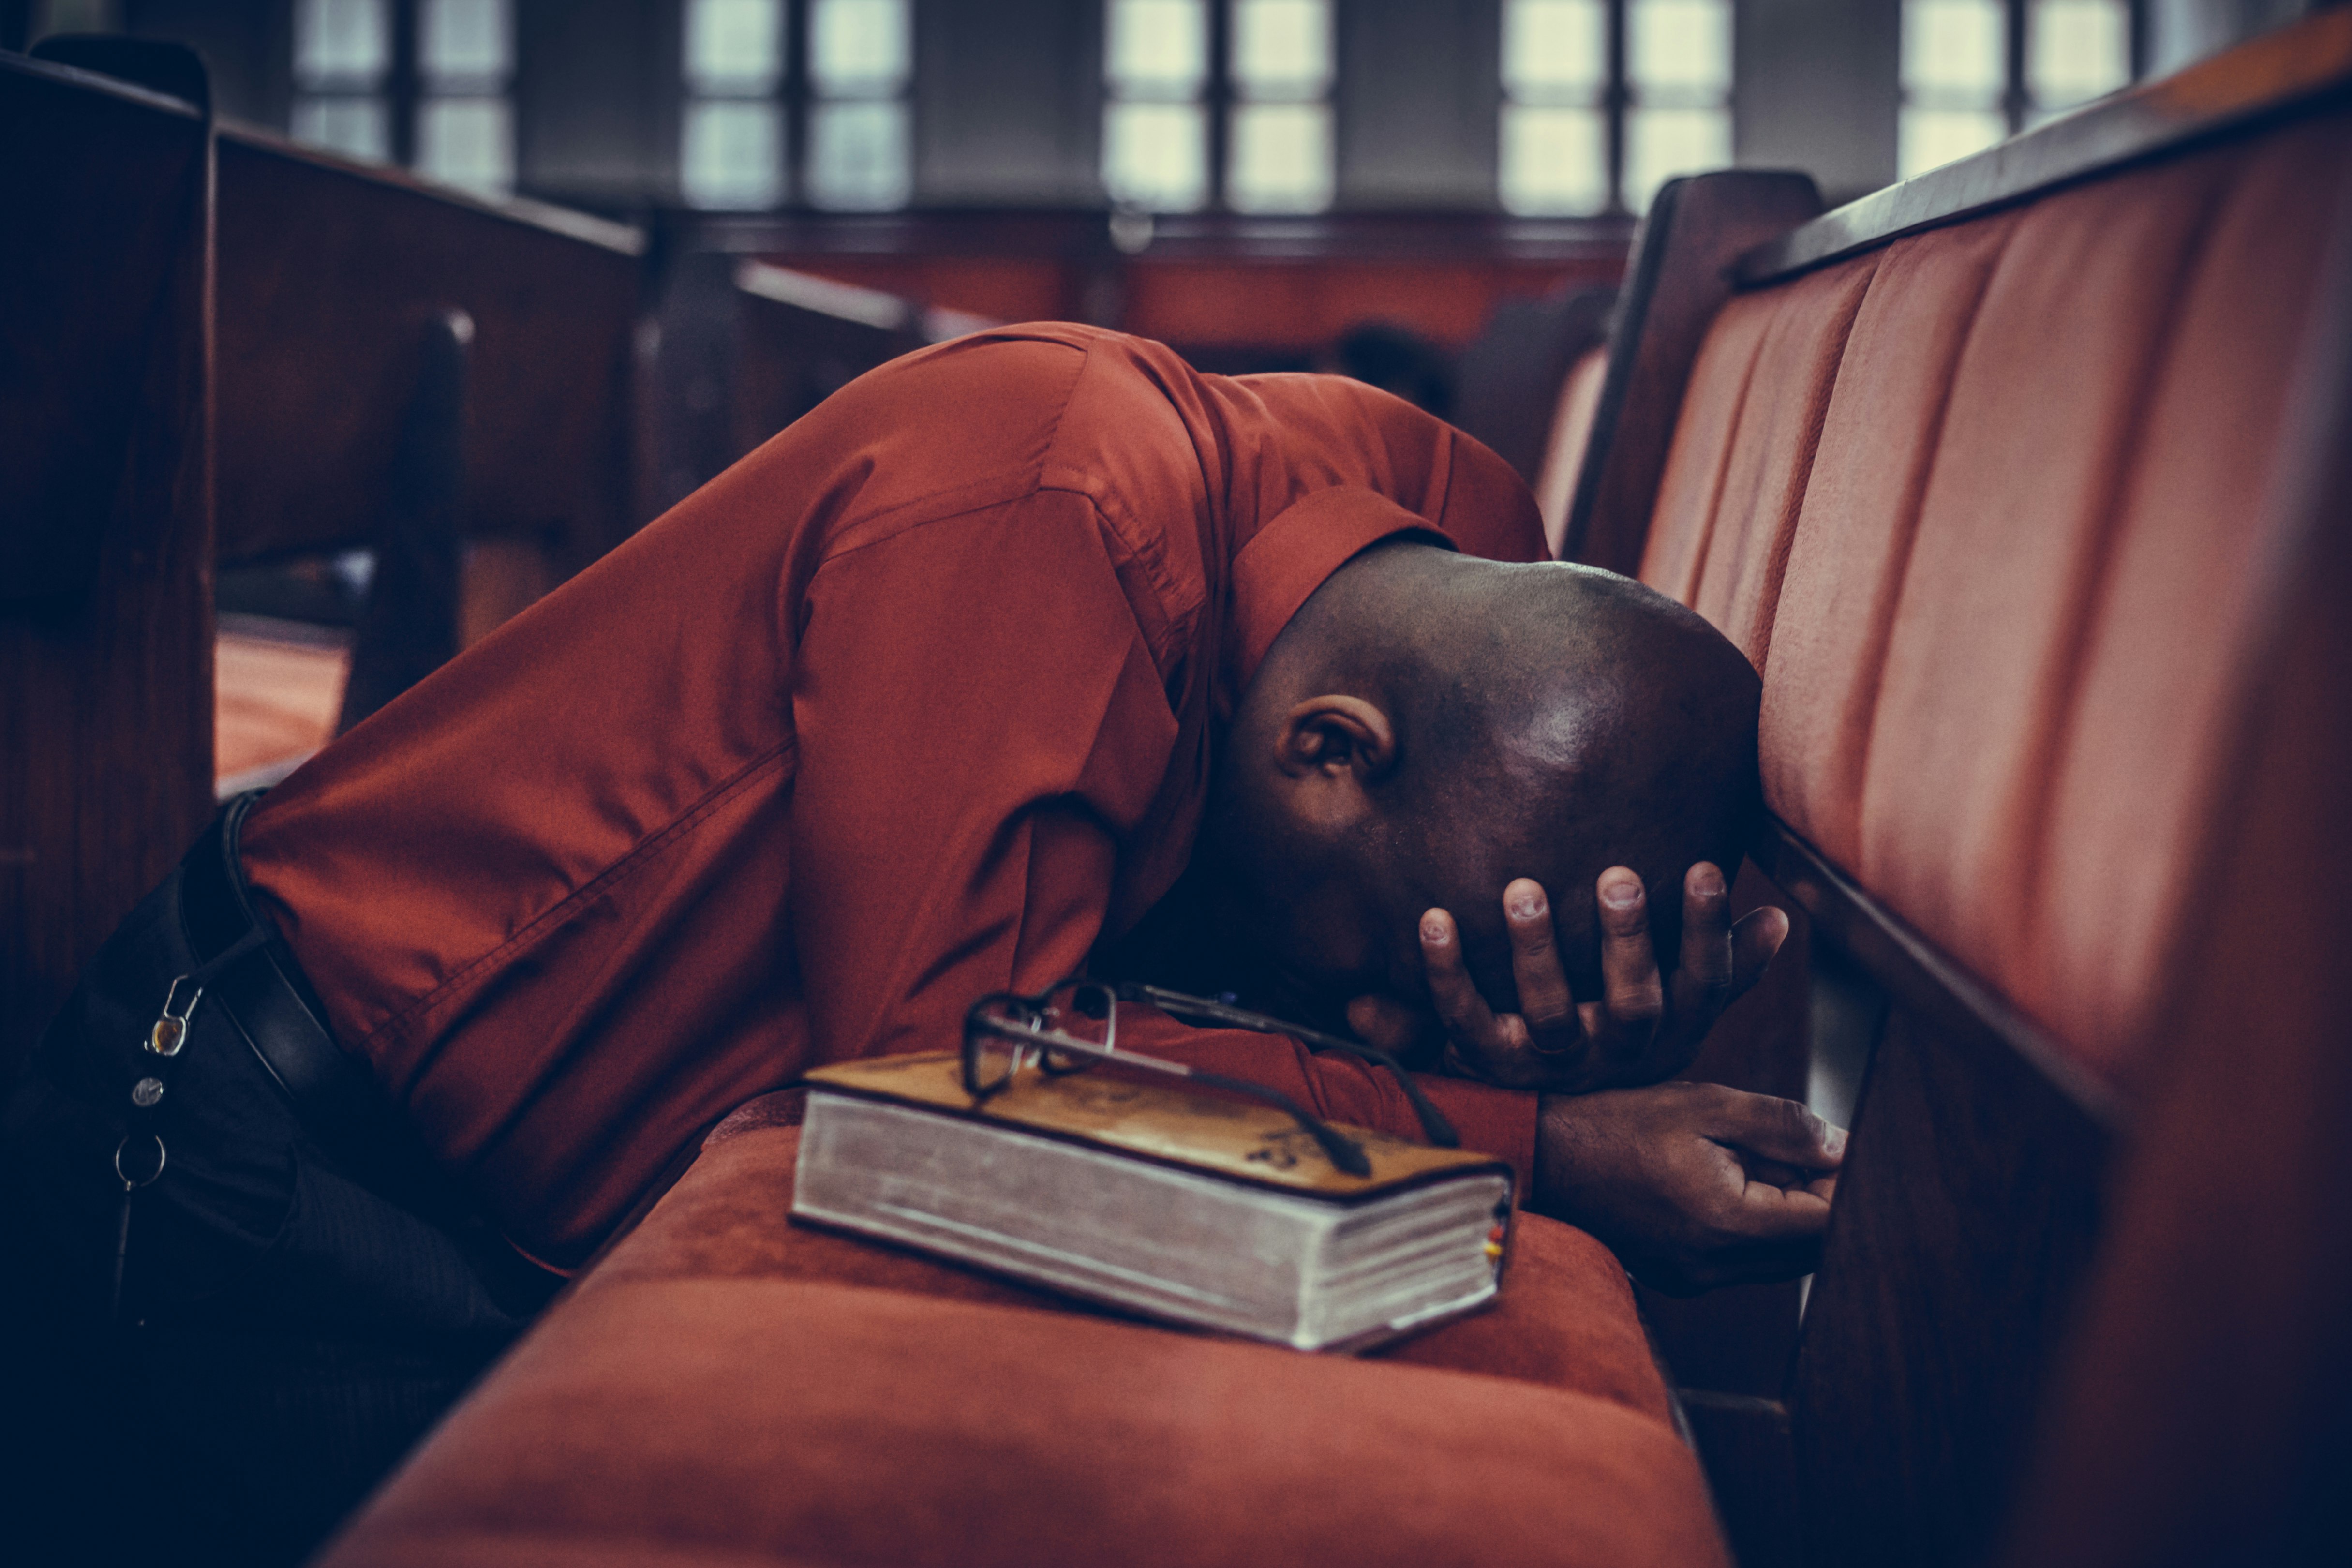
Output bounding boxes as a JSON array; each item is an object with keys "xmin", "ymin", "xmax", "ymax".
[
  {"xmin": 802, "ymin": 1051, "xmax": 1510, "ymax": 1199},
  {"xmin": 794, "ymin": 1053, "xmax": 1515, "ymax": 1350}
]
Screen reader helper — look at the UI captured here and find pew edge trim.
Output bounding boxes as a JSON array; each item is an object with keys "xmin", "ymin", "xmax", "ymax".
[
  {"xmin": 1750, "ymin": 816, "xmax": 2124, "ymax": 1132},
  {"xmin": 1736, "ymin": 6, "xmax": 2352, "ymax": 286}
]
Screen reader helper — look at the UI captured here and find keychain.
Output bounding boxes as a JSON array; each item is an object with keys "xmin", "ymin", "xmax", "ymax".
[{"xmin": 109, "ymin": 972, "xmax": 203, "ymax": 1322}]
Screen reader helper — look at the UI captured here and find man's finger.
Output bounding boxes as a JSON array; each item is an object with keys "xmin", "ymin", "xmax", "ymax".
[
  {"xmin": 1594, "ymin": 868, "xmax": 1665, "ymax": 1030},
  {"xmin": 1727, "ymin": 1178, "xmax": 1836, "ymax": 1239},
  {"xmin": 1713, "ymin": 1089, "xmax": 1846, "ymax": 1170},
  {"xmin": 1420, "ymin": 908, "xmax": 1504, "ymax": 1058},
  {"xmin": 1502, "ymin": 879, "xmax": 1579, "ymax": 1048},
  {"xmin": 1673, "ymin": 861, "xmax": 1735, "ymax": 996}
]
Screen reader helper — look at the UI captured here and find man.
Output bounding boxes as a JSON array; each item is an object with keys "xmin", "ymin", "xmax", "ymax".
[{"xmin": 4, "ymin": 324, "xmax": 1837, "ymax": 1561}]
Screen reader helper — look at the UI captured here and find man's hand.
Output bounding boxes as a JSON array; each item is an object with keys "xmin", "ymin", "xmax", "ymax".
[
  {"xmin": 1531, "ymin": 1082, "xmax": 1843, "ymax": 1294},
  {"xmin": 1350, "ymin": 863, "xmax": 1788, "ymax": 1092}
]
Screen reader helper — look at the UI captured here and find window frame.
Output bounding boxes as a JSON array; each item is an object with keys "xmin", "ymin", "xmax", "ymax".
[
  {"xmin": 1900, "ymin": 0, "xmax": 2147, "ymax": 178},
  {"xmin": 678, "ymin": 0, "xmax": 917, "ymax": 213},
  {"xmin": 1500, "ymin": 0, "xmax": 1737, "ymax": 219},
  {"xmin": 1101, "ymin": 0, "xmax": 1339, "ymax": 215},
  {"xmin": 289, "ymin": 0, "xmax": 518, "ymax": 195}
]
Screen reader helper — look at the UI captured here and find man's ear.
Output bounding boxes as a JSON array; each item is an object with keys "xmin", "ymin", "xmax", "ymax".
[{"xmin": 1275, "ymin": 696, "xmax": 1398, "ymax": 782}]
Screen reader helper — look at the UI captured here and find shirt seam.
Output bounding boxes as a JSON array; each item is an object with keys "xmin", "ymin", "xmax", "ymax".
[{"xmin": 354, "ymin": 739, "xmax": 798, "ymax": 1054}]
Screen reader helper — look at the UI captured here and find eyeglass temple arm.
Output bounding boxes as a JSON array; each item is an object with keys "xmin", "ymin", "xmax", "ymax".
[
  {"xmin": 964, "ymin": 1016, "xmax": 1373, "ymax": 1178},
  {"xmin": 1116, "ymin": 984, "xmax": 1461, "ymax": 1150},
  {"xmin": 1182, "ymin": 1066, "xmax": 1372, "ymax": 1177}
]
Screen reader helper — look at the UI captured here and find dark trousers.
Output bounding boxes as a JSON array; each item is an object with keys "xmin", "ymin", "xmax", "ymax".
[{"xmin": 1, "ymin": 825, "xmax": 556, "ymax": 1567}]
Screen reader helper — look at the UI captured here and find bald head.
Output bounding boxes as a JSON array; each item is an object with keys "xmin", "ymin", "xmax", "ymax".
[{"xmin": 1201, "ymin": 543, "xmax": 1761, "ymax": 1029}]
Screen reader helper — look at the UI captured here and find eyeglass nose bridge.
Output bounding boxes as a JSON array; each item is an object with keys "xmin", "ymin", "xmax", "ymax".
[{"xmin": 1036, "ymin": 981, "xmax": 1118, "ymax": 1055}]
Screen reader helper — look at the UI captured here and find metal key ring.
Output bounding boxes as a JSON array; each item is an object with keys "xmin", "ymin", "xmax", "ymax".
[{"xmin": 113, "ymin": 1133, "xmax": 167, "ymax": 1190}]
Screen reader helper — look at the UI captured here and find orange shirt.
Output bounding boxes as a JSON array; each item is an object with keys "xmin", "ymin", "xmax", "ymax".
[{"xmin": 243, "ymin": 325, "xmax": 1548, "ymax": 1267}]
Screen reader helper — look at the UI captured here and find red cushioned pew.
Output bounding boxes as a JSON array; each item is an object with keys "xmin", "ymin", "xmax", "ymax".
[
  {"xmin": 1566, "ymin": 12, "xmax": 2352, "ymax": 1566},
  {"xmin": 318, "ymin": 17, "xmax": 2352, "ymax": 1567}
]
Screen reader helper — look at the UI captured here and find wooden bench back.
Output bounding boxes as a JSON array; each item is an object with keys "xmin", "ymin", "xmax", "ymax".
[
  {"xmin": 638, "ymin": 253, "xmax": 964, "ymax": 520},
  {"xmin": 1568, "ymin": 12, "xmax": 2352, "ymax": 1563},
  {"xmin": 213, "ymin": 129, "xmax": 646, "ymax": 582},
  {"xmin": 0, "ymin": 46, "xmax": 215, "ymax": 1076}
]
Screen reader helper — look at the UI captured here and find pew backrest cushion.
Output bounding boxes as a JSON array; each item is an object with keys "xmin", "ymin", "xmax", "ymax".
[
  {"xmin": 1644, "ymin": 89, "xmax": 2346, "ymax": 1097},
  {"xmin": 1608, "ymin": 16, "xmax": 2352, "ymax": 1562}
]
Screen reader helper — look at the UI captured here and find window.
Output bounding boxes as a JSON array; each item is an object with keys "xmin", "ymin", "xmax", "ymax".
[
  {"xmin": 2025, "ymin": 0, "xmax": 2132, "ymax": 120},
  {"xmin": 1501, "ymin": 0, "xmax": 1732, "ymax": 218},
  {"xmin": 289, "ymin": 0, "xmax": 515, "ymax": 197},
  {"xmin": 679, "ymin": 0, "xmax": 913, "ymax": 212},
  {"xmin": 1101, "ymin": 0, "xmax": 1335, "ymax": 215},
  {"xmin": 1623, "ymin": 0, "xmax": 1731, "ymax": 213},
  {"xmin": 1227, "ymin": 0, "xmax": 1333, "ymax": 213},
  {"xmin": 807, "ymin": 0, "xmax": 913, "ymax": 210},
  {"xmin": 683, "ymin": 0, "xmax": 787, "ymax": 209},
  {"xmin": 1901, "ymin": 0, "xmax": 2137, "ymax": 178},
  {"xmin": 293, "ymin": 0, "xmax": 393, "ymax": 163},
  {"xmin": 1104, "ymin": 0, "xmax": 1212, "ymax": 210},
  {"xmin": 417, "ymin": 0, "xmax": 514, "ymax": 194}
]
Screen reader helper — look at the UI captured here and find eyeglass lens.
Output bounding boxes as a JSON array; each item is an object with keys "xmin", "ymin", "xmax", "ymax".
[{"xmin": 968, "ymin": 982, "xmax": 1116, "ymax": 1091}]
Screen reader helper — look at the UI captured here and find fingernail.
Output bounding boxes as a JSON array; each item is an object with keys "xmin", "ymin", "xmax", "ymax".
[
  {"xmin": 1421, "ymin": 913, "xmax": 1449, "ymax": 945},
  {"xmin": 1602, "ymin": 878, "xmax": 1642, "ymax": 910},
  {"xmin": 1825, "ymin": 1127, "xmax": 1847, "ymax": 1158},
  {"xmin": 1509, "ymin": 889, "xmax": 1545, "ymax": 920},
  {"xmin": 1694, "ymin": 865, "xmax": 1725, "ymax": 897}
]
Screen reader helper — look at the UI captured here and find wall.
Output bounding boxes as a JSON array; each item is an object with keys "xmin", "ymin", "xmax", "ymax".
[
  {"xmin": 515, "ymin": 0, "xmax": 681, "ymax": 207},
  {"xmin": 56, "ymin": 0, "xmax": 2343, "ymax": 214},
  {"xmin": 914, "ymin": 0, "xmax": 1102, "ymax": 204},
  {"xmin": 1735, "ymin": 0, "xmax": 1902, "ymax": 204},
  {"xmin": 1335, "ymin": 0, "xmax": 1503, "ymax": 209},
  {"xmin": 63, "ymin": 0, "xmax": 2338, "ymax": 216}
]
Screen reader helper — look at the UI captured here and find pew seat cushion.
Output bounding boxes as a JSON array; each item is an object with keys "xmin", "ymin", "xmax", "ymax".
[{"xmin": 320, "ymin": 1111, "xmax": 1724, "ymax": 1568}]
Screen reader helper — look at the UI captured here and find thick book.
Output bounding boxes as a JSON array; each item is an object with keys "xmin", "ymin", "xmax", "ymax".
[{"xmin": 790, "ymin": 1053, "xmax": 1514, "ymax": 1352}]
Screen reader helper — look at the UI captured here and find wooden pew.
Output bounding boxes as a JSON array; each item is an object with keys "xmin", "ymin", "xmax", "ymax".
[
  {"xmin": 212, "ymin": 126, "xmax": 647, "ymax": 671},
  {"xmin": 0, "ymin": 44, "xmax": 215, "ymax": 1079},
  {"xmin": 207, "ymin": 126, "xmax": 646, "ymax": 756},
  {"xmin": 1558, "ymin": 13, "xmax": 2352, "ymax": 1565},
  {"xmin": 639, "ymin": 251, "xmax": 976, "ymax": 518},
  {"xmin": 1451, "ymin": 286, "xmax": 1615, "ymax": 494}
]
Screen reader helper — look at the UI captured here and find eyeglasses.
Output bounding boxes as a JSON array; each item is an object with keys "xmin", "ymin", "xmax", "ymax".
[{"xmin": 960, "ymin": 978, "xmax": 1460, "ymax": 1179}]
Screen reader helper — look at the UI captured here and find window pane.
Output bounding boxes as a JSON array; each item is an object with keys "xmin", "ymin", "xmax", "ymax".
[
  {"xmin": 1108, "ymin": 0, "xmax": 1208, "ymax": 94},
  {"xmin": 1503, "ymin": 0, "xmax": 1607, "ymax": 99},
  {"xmin": 292, "ymin": 94, "xmax": 390, "ymax": 161},
  {"xmin": 2029, "ymin": 0, "xmax": 2130, "ymax": 109},
  {"xmin": 1899, "ymin": 105, "xmax": 2007, "ymax": 176},
  {"xmin": 808, "ymin": 100, "xmax": 912, "ymax": 209},
  {"xmin": 682, "ymin": 98, "xmax": 784, "ymax": 208},
  {"xmin": 1904, "ymin": 0, "xmax": 2007, "ymax": 100},
  {"xmin": 1103, "ymin": 99, "xmax": 1208, "ymax": 209},
  {"xmin": 1624, "ymin": 104, "xmax": 1730, "ymax": 212},
  {"xmin": 1228, "ymin": 101, "xmax": 1332, "ymax": 212},
  {"xmin": 1628, "ymin": 0, "xmax": 1732, "ymax": 99},
  {"xmin": 1233, "ymin": 0, "xmax": 1331, "ymax": 96},
  {"xmin": 294, "ymin": 0, "xmax": 389, "ymax": 85},
  {"xmin": 417, "ymin": 97, "xmax": 514, "ymax": 194},
  {"xmin": 1499, "ymin": 103, "xmax": 1607, "ymax": 215},
  {"xmin": 686, "ymin": 0, "xmax": 783, "ymax": 93},
  {"xmin": 421, "ymin": 0, "xmax": 510, "ymax": 82},
  {"xmin": 812, "ymin": 0, "xmax": 912, "ymax": 93}
]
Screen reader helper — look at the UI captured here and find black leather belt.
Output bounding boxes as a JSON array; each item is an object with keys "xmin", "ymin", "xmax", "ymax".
[{"xmin": 179, "ymin": 791, "xmax": 390, "ymax": 1160}]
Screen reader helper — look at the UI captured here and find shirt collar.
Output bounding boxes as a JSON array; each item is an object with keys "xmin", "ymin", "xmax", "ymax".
[{"xmin": 1226, "ymin": 486, "xmax": 1456, "ymax": 694}]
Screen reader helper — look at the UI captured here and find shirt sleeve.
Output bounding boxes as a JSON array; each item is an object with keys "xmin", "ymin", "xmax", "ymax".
[
  {"xmin": 1219, "ymin": 372, "xmax": 1547, "ymax": 565},
  {"xmin": 789, "ymin": 489, "xmax": 1178, "ymax": 1062}
]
